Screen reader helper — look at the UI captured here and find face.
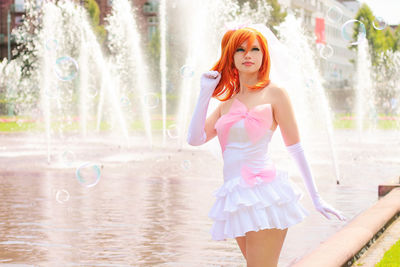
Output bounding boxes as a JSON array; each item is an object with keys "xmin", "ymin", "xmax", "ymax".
[{"xmin": 233, "ymin": 37, "xmax": 263, "ymax": 74}]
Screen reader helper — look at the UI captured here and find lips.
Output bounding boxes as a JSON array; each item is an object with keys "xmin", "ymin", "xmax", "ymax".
[{"xmin": 243, "ymin": 62, "xmax": 254, "ymax": 66}]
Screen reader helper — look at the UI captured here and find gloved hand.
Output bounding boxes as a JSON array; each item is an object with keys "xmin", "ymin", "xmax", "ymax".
[
  {"xmin": 186, "ymin": 71, "xmax": 221, "ymax": 146},
  {"xmin": 286, "ymin": 142, "xmax": 347, "ymax": 221}
]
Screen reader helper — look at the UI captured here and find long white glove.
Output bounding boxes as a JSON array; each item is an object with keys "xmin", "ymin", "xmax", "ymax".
[
  {"xmin": 286, "ymin": 142, "xmax": 347, "ymax": 221},
  {"xmin": 186, "ymin": 71, "xmax": 221, "ymax": 146}
]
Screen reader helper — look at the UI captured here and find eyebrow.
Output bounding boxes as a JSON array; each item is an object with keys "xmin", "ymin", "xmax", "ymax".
[{"xmin": 238, "ymin": 45, "xmax": 260, "ymax": 48}]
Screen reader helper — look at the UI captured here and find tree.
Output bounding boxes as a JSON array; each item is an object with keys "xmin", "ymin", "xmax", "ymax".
[
  {"xmin": 264, "ymin": 0, "xmax": 287, "ymax": 35},
  {"xmin": 236, "ymin": 0, "xmax": 287, "ymax": 35},
  {"xmin": 351, "ymin": 3, "xmax": 395, "ymax": 65},
  {"xmin": 83, "ymin": 0, "xmax": 106, "ymax": 43},
  {"xmin": 394, "ymin": 26, "xmax": 400, "ymax": 52}
]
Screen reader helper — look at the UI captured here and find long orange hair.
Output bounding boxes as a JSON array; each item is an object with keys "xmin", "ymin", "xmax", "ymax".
[{"xmin": 211, "ymin": 27, "xmax": 271, "ymax": 101}]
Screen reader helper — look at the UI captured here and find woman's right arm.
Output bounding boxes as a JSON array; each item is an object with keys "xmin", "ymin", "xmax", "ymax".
[
  {"xmin": 186, "ymin": 71, "xmax": 221, "ymax": 146},
  {"xmin": 203, "ymin": 103, "xmax": 223, "ymax": 143}
]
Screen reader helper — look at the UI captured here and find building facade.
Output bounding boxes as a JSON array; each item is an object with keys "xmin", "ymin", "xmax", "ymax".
[
  {"xmin": 0, "ymin": 0, "xmax": 159, "ymax": 59},
  {"xmin": 279, "ymin": 0, "xmax": 360, "ymax": 90},
  {"xmin": 0, "ymin": 0, "xmax": 26, "ymax": 60}
]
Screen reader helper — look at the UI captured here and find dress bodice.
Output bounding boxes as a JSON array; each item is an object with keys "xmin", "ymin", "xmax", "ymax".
[{"xmin": 215, "ymin": 98, "xmax": 276, "ymax": 182}]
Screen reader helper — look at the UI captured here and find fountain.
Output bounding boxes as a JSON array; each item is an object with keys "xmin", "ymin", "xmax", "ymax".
[{"xmin": 0, "ymin": 0, "xmax": 399, "ymax": 266}]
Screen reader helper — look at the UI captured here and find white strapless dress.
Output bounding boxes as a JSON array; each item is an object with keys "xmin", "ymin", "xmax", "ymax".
[{"xmin": 208, "ymin": 98, "xmax": 309, "ymax": 241}]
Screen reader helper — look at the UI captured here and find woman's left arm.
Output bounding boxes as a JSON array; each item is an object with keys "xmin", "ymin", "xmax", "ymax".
[{"xmin": 273, "ymin": 86, "xmax": 346, "ymax": 221}]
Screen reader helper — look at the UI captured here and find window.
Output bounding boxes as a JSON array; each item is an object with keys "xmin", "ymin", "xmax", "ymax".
[
  {"xmin": 14, "ymin": 0, "xmax": 24, "ymax": 12},
  {"xmin": 148, "ymin": 16, "xmax": 158, "ymax": 25},
  {"xmin": 148, "ymin": 25, "xmax": 157, "ymax": 39},
  {"xmin": 143, "ymin": 1, "xmax": 158, "ymax": 13},
  {"xmin": 15, "ymin": 15, "xmax": 23, "ymax": 25},
  {"xmin": 147, "ymin": 16, "xmax": 158, "ymax": 39}
]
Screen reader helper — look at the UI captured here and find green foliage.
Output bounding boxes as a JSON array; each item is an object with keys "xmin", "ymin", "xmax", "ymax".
[
  {"xmin": 236, "ymin": 0, "xmax": 287, "ymax": 35},
  {"xmin": 394, "ymin": 26, "xmax": 400, "ymax": 51},
  {"xmin": 376, "ymin": 238, "xmax": 400, "ymax": 267},
  {"xmin": 84, "ymin": 0, "xmax": 100, "ymax": 25},
  {"xmin": 352, "ymin": 3, "xmax": 398, "ymax": 65},
  {"xmin": 147, "ymin": 27, "xmax": 161, "ymax": 64},
  {"xmin": 83, "ymin": 0, "xmax": 107, "ymax": 43},
  {"xmin": 264, "ymin": 0, "xmax": 287, "ymax": 35}
]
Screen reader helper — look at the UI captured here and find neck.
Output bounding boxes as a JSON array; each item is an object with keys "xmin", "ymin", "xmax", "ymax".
[{"xmin": 237, "ymin": 72, "xmax": 259, "ymax": 96}]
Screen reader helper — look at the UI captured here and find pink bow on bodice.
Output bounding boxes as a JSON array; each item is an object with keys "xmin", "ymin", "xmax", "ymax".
[
  {"xmin": 241, "ymin": 164, "xmax": 276, "ymax": 186},
  {"xmin": 215, "ymin": 98, "xmax": 273, "ymax": 153}
]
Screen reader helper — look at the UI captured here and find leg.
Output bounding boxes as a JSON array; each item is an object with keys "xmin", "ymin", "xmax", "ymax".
[
  {"xmin": 245, "ymin": 227, "xmax": 288, "ymax": 267},
  {"xmin": 235, "ymin": 236, "xmax": 246, "ymax": 260}
]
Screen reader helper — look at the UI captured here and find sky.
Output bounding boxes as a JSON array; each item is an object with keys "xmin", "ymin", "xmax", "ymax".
[{"xmin": 357, "ymin": 0, "xmax": 400, "ymax": 25}]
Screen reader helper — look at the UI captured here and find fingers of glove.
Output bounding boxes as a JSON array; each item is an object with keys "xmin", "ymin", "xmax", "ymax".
[
  {"xmin": 203, "ymin": 70, "xmax": 220, "ymax": 79},
  {"xmin": 330, "ymin": 209, "xmax": 347, "ymax": 221},
  {"xmin": 200, "ymin": 72, "xmax": 221, "ymax": 93},
  {"xmin": 319, "ymin": 208, "xmax": 332, "ymax": 220},
  {"xmin": 325, "ymin": 206, "xmax": 347, "ymax": 221}
]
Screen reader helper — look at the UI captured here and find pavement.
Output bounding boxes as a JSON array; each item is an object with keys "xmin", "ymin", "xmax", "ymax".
[
  {"xmin": 353, "ymin": 214, "xmax": 400, "ymax": 266},
  {"xmin": 292, "ymin": 187, "xmax": 400, "ymax": 267}
]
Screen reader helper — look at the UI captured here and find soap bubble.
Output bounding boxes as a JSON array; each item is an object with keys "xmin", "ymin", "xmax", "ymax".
[
  {"xmin": 76, "ymin": 162, "xmax": 101, "ymax": 188},
  {"xmin": 142, "ymin": 93, "xmax": 159, "ymax": 109},
  {"xmin": 87, "ymin": 88, "xmax": 98, "ymax": 98},
  {"xmin": 45, "ymin": 86, "xmax": 60, "ymax": 99},
  {"xmin": 120, "ymin": 96, "xmax": 131, "ymax": 109},
  {"xmin": 167, "ymin": 124, "xmax": 179, "ymax": 139},
  {"xmin": 305, "ymin": 79, "xmax": 315, "ymax": 88},
  {"xmin": 341, "ymin": 20, "xmax": 366, "ymax": 45},
  {"xmin": 45, "ymin": 38, "xmax": 58, "ymax": 51},
  {"xmin": 61, "ymin": 150, "xmax": 75, "ymax": 167},
  {"xmin": 181, "ymin": 159, "xmax": 191, "ymax": 170},
  {"xmin": 372, "ymin": 17, "xmax": 387, "ymax": 30},
  {"xmin": 180, "ymin": 65, "xmax": 195, "ymax": 78},
  {"xmin": 55, "ymin": 189, "xmax": 70, "ymax": 204},
  {"xmin": 319, "ymin": 44, "xmax": 334, "ymax": 59},
  {"xmin": 326, "ymin": 6, "xmax": 343, "ymax": 23},
  {"xmin": 54, "ymin": 56, "xmax": 79, "ymax": 81}
]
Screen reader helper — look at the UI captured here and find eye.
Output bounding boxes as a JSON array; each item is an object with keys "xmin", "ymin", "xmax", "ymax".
[
  {"xmin": 236, "ymin": 48, "xmax": 245, "ymax": 52},
  {"xmin": 252, "ymin": 47, "xmax": 260, "ymax": 51}
]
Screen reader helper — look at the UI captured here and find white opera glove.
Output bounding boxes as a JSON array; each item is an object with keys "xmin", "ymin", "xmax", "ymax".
[
  {"xmin": 186, "ymin": 71, "xmax": 221, "ymax": 146},
  {"xmin": 286, "ymin": 142, "xmax": 347, "ymax": 221}
]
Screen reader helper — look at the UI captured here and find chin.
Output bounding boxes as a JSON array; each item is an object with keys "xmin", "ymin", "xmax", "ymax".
[{"xmin": 239, "ymin": 69, "xmax": 259, "ymax": 75}]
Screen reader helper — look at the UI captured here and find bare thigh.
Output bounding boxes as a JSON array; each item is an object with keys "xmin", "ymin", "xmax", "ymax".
[
  {"xmin": 235, "ymin": 236, "xmax": 246, "ymax": 260},
  {"xmin": 245, "ymin": 228, "xmax": 288, "ymax": 267}
]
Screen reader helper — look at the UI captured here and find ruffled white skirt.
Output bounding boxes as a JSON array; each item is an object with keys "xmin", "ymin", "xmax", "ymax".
[{"xmin": 208, "ymin": 169, "xmax": 310, "ymax": 241}]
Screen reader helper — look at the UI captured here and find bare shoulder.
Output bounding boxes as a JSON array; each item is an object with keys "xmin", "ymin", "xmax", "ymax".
[
  {"xmin": 266, "ymin": 83, "xmax": 290, "ymax": 102},
  {"xmin": 218, "ymin": 97, "xmax": 235, "ymax": 114}
]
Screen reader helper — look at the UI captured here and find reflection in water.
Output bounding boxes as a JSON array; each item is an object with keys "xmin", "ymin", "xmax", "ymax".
[{"xmin": 0, "ymin": 131, "xmax": 399, "ymax": 266}]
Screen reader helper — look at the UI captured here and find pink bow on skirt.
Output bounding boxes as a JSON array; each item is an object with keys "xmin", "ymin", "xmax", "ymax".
[{"xmin": 241, "ymin": 164, "xmax": 276, "ymax": 187}]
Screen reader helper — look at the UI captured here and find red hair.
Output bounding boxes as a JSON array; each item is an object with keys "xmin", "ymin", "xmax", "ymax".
[{"xmin": 211, "ymin": 27, "xmax": 271, "ymax": 101}]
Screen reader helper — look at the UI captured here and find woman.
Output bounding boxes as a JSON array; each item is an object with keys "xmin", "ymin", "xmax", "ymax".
[{"xmin": 187, "ymin": 25, "xmax": 346, "ymax": 266}]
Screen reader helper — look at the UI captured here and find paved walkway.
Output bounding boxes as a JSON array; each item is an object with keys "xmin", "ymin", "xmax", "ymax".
[{"xmin": 353, "ymin": 214, "xmax": 400, "ymax": 266}]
